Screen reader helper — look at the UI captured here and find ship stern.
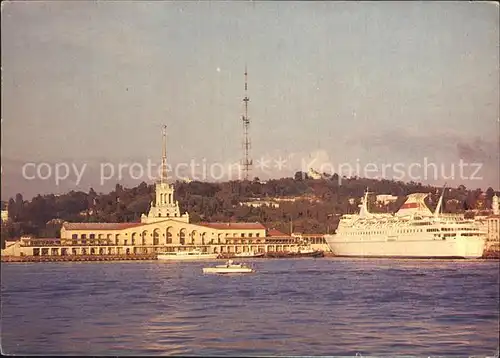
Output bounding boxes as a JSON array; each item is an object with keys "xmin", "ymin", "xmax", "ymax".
[{"xmin": 458, "ymin": 236, "xmax": 487, "ymax": 259}]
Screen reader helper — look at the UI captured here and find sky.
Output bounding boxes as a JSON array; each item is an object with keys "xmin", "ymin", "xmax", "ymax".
[{"xmin": 1, "ymin": 1, "xmax": 499, "ymax": 200}]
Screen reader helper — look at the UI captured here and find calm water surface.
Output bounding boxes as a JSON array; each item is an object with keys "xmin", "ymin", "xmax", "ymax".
[{"xmin": 1, "ymin": 258, "xmax": 499, "ymax": 356}]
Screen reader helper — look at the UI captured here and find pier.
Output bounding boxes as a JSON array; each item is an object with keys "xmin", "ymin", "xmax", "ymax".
[
  {"xmin": 1, "ymin": 233, "xmax": 331, "ymax": 263},
  {"xmin": 1, "ymin": 254, "xmax": 157, "ymax": 263},
  {"xmin": 3, "ymin": 250, "xmax": 497, "ymax": 262},
  {"xmin": 483, "ymin": 245, "xmax": 500, "ymax": 259}
]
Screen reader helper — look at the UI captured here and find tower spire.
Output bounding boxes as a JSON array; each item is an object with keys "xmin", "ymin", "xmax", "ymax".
[
  {"xmin": 161, "ymin": 124, "xmax": 167, "ymax": 183},
  {"xmin": 241, "ymin": 65, "xmax": 253, "ymax": 181}
]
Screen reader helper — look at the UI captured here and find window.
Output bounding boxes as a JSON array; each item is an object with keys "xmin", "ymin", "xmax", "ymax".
[
  {"xmin": 256, "ymin": 233, "xmax": 260, "ymax": 237},
  {"xmin": 241, "ymin": 233, "xmax": 245, "ymax": 237},
  {"xmin": 249, "ymin": 233, "xmax": 253, "ymax": 237}
]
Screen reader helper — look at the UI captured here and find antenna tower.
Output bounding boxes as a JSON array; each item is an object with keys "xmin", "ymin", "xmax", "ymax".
[
  {"xmin": 241, "ymin": 66, "xmax": 252, "ymax": 180},
  {"xmin": 497, "ymin": 117, "xmax": 500, "ymax": 191}
]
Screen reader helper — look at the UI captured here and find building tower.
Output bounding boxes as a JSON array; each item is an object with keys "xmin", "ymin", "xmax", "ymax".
[
  {"xmin": 141, "ymin": 125, "xmax": 189, "ymax": 224},
  {"xmin": 0, "ymin": 201, "xmax": 8, "ymax": 222},
  {"xmin": 493, "ymin": 194, "xmax": 499, "ymax": 216},
  {"xmin": 241, "ymin": 66, "xmax": 253, "ymax": 181}
]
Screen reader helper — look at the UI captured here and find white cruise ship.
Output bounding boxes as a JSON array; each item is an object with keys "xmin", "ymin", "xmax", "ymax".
[{"xmin": 325, "ymin": 190, "xmax": 486, "ymax": 259}]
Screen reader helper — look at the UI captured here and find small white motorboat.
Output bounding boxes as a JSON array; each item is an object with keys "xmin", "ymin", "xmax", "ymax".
[{"xmin": 202, "ymin": 260, "xmax": 254, "ymax": 274}]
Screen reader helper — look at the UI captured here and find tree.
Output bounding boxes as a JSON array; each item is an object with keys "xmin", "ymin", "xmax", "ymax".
[
  {"xmin": 294, "ymin": 171, "xmax": 305, "ymax": 181},
  {"xmin": 14, "ymin": 193, "xmax": 24, "ymax": 220},
  {"xmin": 485, "ymin": 187, "xmax": 495, "ymax": 208},
  {"xmin": 15, "ymin": 193, "xmax": 24, "ymax": 206},
  {"xmin": 3, "ymin": 173, "xmax": 490, "ymax": 235},
  {"xmin": 7, "ymin": 198, "xmax": 15, "ymax": 219}
]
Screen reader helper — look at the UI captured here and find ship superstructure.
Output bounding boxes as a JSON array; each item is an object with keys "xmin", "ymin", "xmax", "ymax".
[{"xmin": 325, "ymin": 189, "xmax": 486, "ymax": 259}]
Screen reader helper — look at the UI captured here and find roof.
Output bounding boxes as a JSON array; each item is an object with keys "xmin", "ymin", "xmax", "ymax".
[
  {"xmin": 25, "ymin": 237, "xmax": 61, "ymax": 241},
  {"xmin": 62, "ymin": 222, "xmax": 144, "ymax": 231},
  {"xmin": 267, "ymin": 229, "xmax": 290, "ymax": 237},
  {"xmin": 197, "ymin": 222, "xmax": 266, "ymax": 230}
]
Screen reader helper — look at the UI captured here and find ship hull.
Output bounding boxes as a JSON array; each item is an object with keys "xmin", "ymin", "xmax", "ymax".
[
  {"xmin": 157, "ymin": 253, "xmax": 219, "ymax": 261},
  {"xmin": 325, "ymin": 235, "xmax": 486, "ymax": 259},
  {"xmin": 234, "ymin": 252, "xmax": 265, "ymax": 258},
  {"xmin": 266, "ymin": 250, "xmax": 324, "ymax": 258},
  {"xmin": 287, "ymin": 250, "xmax": 324, "ymax": 258},
  {"xmin": 202, "ymin": 267, "xmax": 253, "ymax": 274},
  {"xmin": 330, "ymin": 254, "xmax": 472, "ymax": 260}
]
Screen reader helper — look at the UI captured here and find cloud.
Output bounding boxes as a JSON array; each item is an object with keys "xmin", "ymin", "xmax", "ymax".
[
  {"xmin": 346, "ymin": 128, "xmax": 498, "ymax": 162},
  {"xmin": 340, "ymin": 128, "xmax": 500, "ymax": 189},
  {"xmin": 456, "ymin": 137, "xmax": 497, "ymax": 162}
]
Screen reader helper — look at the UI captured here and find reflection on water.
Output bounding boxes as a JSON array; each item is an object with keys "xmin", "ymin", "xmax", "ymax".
[{"xmin": 1, "ymin": 258, "xmax": 499, "ymax": 356}]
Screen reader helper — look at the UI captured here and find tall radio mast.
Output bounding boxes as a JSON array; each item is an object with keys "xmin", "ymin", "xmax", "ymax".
[{"xmin": 241, "ymin": 66, "xmax": 252, "ymax": 181}]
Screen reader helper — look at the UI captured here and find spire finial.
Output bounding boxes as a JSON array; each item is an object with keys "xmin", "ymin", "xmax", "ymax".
[{"xmin": 161, "ymin": 125, "xmax": 167, "ymax": 183}]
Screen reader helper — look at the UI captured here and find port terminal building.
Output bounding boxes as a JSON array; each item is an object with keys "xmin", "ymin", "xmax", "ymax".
[{"xmin": 2, "ymin": 128, "xmax": 329, "ymax": 258}]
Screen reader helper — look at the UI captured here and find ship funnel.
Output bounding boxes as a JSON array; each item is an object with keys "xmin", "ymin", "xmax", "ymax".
[{"xmin": 396, "ymin": 193, "xmax": 433, "ymax": 217}]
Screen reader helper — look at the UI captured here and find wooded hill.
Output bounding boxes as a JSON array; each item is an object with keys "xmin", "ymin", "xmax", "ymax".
[{"xmin": 1, "ymin": 172, "xmax": 497, "ymax": 247}]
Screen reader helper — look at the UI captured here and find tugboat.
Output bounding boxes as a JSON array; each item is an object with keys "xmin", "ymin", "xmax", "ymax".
[
  {"xmin": 202, "ymin": 260, "xmax": 254, "ymax": 274},
  {"xmin": 217, "ymin": 251, "xmax": 265, "ymax": 259},
  {"xmin": 266, "ymin": 245, "xmax": 324, "ymax": 258},
  {"xmin": 288, "ymin": 245, "xmax": 324, "ymax": 258}
]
